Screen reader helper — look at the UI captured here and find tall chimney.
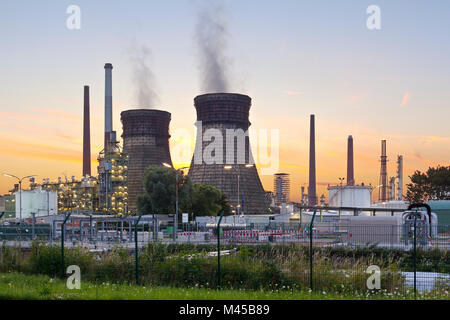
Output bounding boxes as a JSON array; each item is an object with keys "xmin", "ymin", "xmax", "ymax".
[
  {"xmin": 379, "ymin": 140, "xmax": 388, "ymax": 202},
  {"xmin": 308, "ymin": 114, "xmax": 317, "ymax": 206},
  {"xmin": 397, "ymin": 155, "xmax": 403, "ymax": 200},
  {"xmin": 104, "ymin": 63, "xmax": 113, "ymax": 152},
  {"xmin": 347, "ymin": 135, "xmax": 354, "ymax": 186},
  {"xmin": 82, "ymin": 86, "xmax": 91, "ymax": 177}
]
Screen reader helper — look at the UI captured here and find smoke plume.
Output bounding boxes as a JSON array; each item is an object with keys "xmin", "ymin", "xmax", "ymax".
[
  {"xmin": 130, "ymin": 44, "xmax": 158, "ymax": 108},
  {"xmin": 195, "ymin": 3, "xmax": 229, "ymax": 93}
]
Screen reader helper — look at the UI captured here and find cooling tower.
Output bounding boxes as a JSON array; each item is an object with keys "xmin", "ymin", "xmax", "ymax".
[
  {"xmin": 188, "ymin": 93, "xmax": 268, "ymax": 214},
  {"xmin": 121, "ymin": 109, "xmax": 172, "ymax": 213}
]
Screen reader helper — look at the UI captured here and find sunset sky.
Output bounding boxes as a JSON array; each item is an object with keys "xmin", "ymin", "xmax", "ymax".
[{"xmin": 1, "ymin": 0, "xmax": 449, "ymax": 202}]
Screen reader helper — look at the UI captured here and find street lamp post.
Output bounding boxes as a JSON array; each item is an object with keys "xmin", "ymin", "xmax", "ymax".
[
  {"xmin": 162, "ymin": 163, "xmax": 189, "ymax": 241},
  {"xmin": 3, "ymin": 173, "xmax": 37, "ymax": 221},
  {"xmin": 370, "ymin": 184, "xmax": 383, "ymax": 203},
  {"xmin": 338, "ymin": 177, "xmax": 345, "ymax": 208},
  {"xmin": 224, "ymin": 164, "xmax": 254, "ymax": 216}
]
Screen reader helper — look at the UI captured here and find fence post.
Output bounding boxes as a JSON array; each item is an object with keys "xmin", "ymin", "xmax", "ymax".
[
  {"xmin": 31, "ymin": 212, "xmax": 36, "ymax": 240},
  {"xmin": 61, "ymin": 212, "xmax": 72, "ymax": 278},
  {"xmin": 309, "ymin": 210, "xmax": 317, "ymax": 291},
  {"xmin": 135, "ymin": 212, "xmax": 143, "ymax": 285},
  {"xmin": 413, "ymin": 210, "xmax": 417, "ymax": 300},
  {"xmin": 217, "ymin": 210, "xmax": 224, "ymax": 290}
]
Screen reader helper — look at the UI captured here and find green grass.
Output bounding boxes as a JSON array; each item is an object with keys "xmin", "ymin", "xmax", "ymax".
[{"xmin": 0, "ymin": 272, "xmax": 446, "ymax": 300}]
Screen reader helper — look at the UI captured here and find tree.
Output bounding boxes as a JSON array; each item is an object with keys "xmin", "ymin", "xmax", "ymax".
[
  {"xmin": 191, "ymin": 184, "xmax": 230, "ymax": 216},
  {"xmin": 136, "ymin": 166, "xmax": 231, "ymax": 217},
  {"xmin": 406, "ymin": 165, "xmax": 450, "ymax": 202},
  {"xmin": 136, "ymin": 166, "xmax": 193, "ymax": 215},
  {"xmin": 218, "ymin": 193, "xmax": 232, "ymax": 216}
]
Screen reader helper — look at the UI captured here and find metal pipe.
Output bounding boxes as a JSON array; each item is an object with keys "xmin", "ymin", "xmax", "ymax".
[{"xmin": 407, "ymin": 203, "xmax": 432, "ymax": 237}]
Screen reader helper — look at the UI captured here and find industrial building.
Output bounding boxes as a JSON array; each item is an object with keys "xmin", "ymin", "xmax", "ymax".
[
  {"xmin": 40, "ymin": 176, "xmax": 99, "ymax": 213},
  {"xmin": 274, "ymin": 173, "xmax": 290, "ymax": 206},
  {"xmin": 97, "ymin": 150, "xmax": 128, "ymax": 215},
  {"xmin": 0, "ymin": 195, "xmax": 15, "ymax": 218}
]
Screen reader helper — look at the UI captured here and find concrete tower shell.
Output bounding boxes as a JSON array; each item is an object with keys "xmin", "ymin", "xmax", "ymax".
[
  {"xmin": 188, "ymin": 93, "xmax": 268, "ymax": 214},
  {"xmin": 121, "ymin": 109, "xmax": 172, "ymax": 213}
]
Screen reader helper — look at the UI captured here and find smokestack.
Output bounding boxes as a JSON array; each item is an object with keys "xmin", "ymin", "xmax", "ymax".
[
  {"xmin": 104, "ymin": 63, "xmax": 113, "ymax": 152},
  {"xmin": 82, "ymin": 86, "xmax": 91, "ymax": 177},
  {"xmin": 308, "ymin": 114, "xmax": 317, "ymax": 206},
  {"xmin": 379, "ymin": 140, "xmax": 388, "ymax": 202},
  {"xmin": 347, "ymin": 135, "xmax": 354, "ymax": 186},
  {"xmin": 397, "ymin": 155, "xmax": 403, "ymax": 200}
]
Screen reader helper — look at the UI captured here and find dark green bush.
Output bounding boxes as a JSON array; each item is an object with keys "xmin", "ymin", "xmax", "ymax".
[
  {"xmin": 27, "ymin": 242, "xmax": 93, "ymax": 278},
  {"xmin": 0, "ymin": 242, "xmax": 447, "ymax": 293}
]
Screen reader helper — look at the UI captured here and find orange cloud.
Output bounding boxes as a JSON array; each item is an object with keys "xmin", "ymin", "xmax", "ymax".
[
  {"xmin": 401, "ymin": 92, "xmax": 410, "ymax": 106},
  {"xmin": 26, "ymin": 107, "xmax": 82, "ymax": 121},
  {"xmin": 284, "ymin": 90, "xmax": 304, "ymax": 96}
]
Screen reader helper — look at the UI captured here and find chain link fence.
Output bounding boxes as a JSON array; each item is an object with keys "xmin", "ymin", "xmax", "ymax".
[{"xmin": 0, "ymin": 213, "xmax": 449, "ymax": 299}]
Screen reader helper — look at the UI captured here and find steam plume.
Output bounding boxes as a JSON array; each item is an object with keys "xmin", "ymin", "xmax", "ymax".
[
  {"xmin": 130, "ymin": 44, "xmax": 158, "ymax": 108},
  {"xmin": 195, "ymin": 3, "xmax": 229, "ymax": 93}
]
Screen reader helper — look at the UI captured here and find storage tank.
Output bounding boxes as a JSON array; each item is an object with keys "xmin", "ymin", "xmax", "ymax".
[
  {"xmin": 328, "ymin": 185, "xmax": 371, "ymax": 207},
  {"xmin": 15, "ymin": 189, "xmax": 57, "ymax": 219}
]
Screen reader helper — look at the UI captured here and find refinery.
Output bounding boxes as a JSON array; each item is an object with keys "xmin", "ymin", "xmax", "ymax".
[
  {"xmin": 0, "ymin": 2, "xmax": 449, "ymax": 305},
  {"xmin": 0, "ymin": 62, "xmax": 419, "ymax": 219},
  {"xmin": 0, "ymin": 59, "xmax": 448, "ymax": 251}
]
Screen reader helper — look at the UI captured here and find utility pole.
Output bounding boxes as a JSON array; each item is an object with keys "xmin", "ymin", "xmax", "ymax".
[
  {"xmin": 224, "ymin": 164, "xmax": 254, "ymax": 216},
  {"xmin": 163, "ymin": 163, "xmax": 189, "ymax": 242}
]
